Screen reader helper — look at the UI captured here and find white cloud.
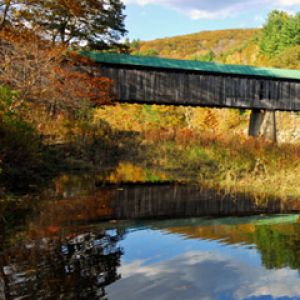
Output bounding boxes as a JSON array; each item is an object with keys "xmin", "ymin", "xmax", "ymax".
[
  {"xmin": 108, "ymin": 251, "xmax": 300, "ymax": 300},
  {"xmin": 254, "ymin": 15, "xmax": 265, "ymax": 22},
  {"xmin": 124, "ymin": 0, "xmax": 300, "ymax": 20},
  {"xmin": 188, "ymin": 9, "xmax": 229, "ymax": 20}
]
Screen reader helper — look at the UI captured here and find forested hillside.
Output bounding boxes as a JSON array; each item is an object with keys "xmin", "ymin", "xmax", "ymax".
[
  {"xmin": 131, "ymin": 28, "xmax": 262, "ymax": 65},
  {"xmin": 130, "ymin": 11, "xmax": 300, "ymax": 69}
]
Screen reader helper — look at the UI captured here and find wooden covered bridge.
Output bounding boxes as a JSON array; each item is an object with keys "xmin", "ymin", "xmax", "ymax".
[{"xmin": 81, "ymin": 52, "xmax": 300, "ymax": 141}]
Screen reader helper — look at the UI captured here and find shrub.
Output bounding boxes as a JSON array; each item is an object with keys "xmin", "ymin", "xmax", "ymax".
[{"xmin": 0, "ymin": 86, "xmax": 54, "ymax": 192}]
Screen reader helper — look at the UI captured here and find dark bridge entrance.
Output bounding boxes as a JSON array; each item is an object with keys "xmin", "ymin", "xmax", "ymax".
[{"xmin": 81, "ymin": 52, "xmax": 300, "ymax": 141}]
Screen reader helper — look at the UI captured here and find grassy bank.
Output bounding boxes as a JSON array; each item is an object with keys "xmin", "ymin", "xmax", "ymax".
[
  {"xmin": 97, "ymin": 104, "xmax": 300, "ymax": 203},
  {"xmin": 148, "ymin": 133, "xmax": 300, "ymax": 202}
]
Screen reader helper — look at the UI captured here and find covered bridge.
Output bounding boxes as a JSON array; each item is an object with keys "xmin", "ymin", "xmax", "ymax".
[{"xmin": 81, "ymin": 52, "xmax": 300, "ymax": 141}]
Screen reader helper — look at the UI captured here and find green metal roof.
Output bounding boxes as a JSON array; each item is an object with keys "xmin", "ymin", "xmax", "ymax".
[{"xmin": 80, "ymin": 51, "xmax": 300, "ymax": 81}]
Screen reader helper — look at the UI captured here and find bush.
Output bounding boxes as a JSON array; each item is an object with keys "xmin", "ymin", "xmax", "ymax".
[{"xmin": 0, "ymin": 86, "xmax": 54, "ymax": 192}]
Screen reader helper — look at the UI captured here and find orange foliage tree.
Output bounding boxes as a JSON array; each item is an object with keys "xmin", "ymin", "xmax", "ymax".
[{"xmin": 0, "ymin": 28, "xmax": 114, "ymax": 113}]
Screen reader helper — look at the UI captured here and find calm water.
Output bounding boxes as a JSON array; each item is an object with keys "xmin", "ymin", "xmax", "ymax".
[
  {"xmin": 2, "ymin": 213, "xmax": 300, "ymax": 299},
  {"xmin": 1, "ymin": 171, "xmax": 300, "ymax": 299}
]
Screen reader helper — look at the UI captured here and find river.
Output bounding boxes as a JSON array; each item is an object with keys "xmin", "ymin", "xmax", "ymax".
[{"xmin": 1, "ymin": 171, "xmax": 300, "ymax": 299}]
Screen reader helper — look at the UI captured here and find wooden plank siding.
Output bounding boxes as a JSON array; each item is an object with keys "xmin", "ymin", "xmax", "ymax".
[{"xmin": 100, "ymin": 65, "xmax": 300, "ymax": 111}]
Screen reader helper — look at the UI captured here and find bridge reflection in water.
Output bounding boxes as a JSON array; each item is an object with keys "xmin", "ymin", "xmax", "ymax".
[
  {"xmin": 2, "ymin": 178, "xmax": 300, "ymax": 299},
  {"xmin": 108, "ymin": 183, "xmax": 286, "ymax": 219},
  {"xmin": 40, "ymin": 178, "xmax": 300, "ymax": 223}
]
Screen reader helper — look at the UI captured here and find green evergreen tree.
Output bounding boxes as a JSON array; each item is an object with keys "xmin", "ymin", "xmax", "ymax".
[
  {"xmin": 260, "ymin": 10, "xmax": 300, "ymax": 66},
  {"xmin": 260, "ymin": 10, "xmax": 290, "ymax": 56},
  {"xmin": 280, "ymin": 13, "xmax": 300, "ymax": 50}
]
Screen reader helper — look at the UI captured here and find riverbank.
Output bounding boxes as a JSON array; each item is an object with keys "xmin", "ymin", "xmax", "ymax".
[
  {"xmin": 2, "ymin": 119, "xmax": 300, "ymax": 219},
  {"xmin": 3, "ymin": 99, "xmax": 300, "ymax": 238},
  {"xmin": 146, "ymin": 133, "xmax": 300, "ymax": 203}
]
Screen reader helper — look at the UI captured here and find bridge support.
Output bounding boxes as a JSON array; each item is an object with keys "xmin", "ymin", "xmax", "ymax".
[{"xmin": 249, "ymin": 109, "xmax": 277, "ymax": 142}]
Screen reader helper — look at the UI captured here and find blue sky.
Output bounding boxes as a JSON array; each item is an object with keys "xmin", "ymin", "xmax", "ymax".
[{"xmin": 124, "ymin": 0, "xmax": 300, "ymax": 41}]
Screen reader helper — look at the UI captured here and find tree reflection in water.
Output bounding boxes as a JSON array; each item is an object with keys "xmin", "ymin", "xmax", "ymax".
[
  {"xmin": 2, "ymin": 216, "xmax": 300, "ymax": 299},
  {"xmin": 164, "ymin": 218, "xmax": 300, "ymax": 271},
  {"xmin": 2, "ymin": 171, "xmax": 300, "ymax": 299},
  {"xmin": 1, "ymin": 230, "xmax": 123, "ymax": 299}
]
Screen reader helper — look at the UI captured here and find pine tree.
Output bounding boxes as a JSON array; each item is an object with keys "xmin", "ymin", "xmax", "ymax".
[
  {"xmin": 260, "ymin": 10, "xmax": 300, "ymax": 59},
  {"xmin": 280, "ymin": 13, "xmax": 300, "ymax": 50},
  {"xmin": 260, "ymin": 10, "xmax": 290, "ymax": 56}
]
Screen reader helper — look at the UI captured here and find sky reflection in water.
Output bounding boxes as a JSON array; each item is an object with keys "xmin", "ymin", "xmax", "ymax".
[
  {"xmin": 107, "ymin": 218, "xmax": 300, "ymax": 300},
  {"xmin": 2, "ymin": 215, "xmax": 300, "ymax": 299}
]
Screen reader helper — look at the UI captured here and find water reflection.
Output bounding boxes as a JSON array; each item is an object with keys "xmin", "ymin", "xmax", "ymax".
[
  {"xmin": 40, "ymin": 174, "xmax": 295, "ymax": 224},
  {"xmin": 1, "ymin": 229, "xmax": 123, "ymax": 299},
  {"xmin": 1, "ymin": 216, "xmax": 300, "ymax": 299},
  {"xmin": 110, "ymin": 249, "xmax": 300, "ymax": 300},
  {"xmin": 162, "ymin": 216, "xmax": 300, "ymax": 271},
  {"xmin": 2, "ymin": 171, "xmax": 300, "ymax": 299}
]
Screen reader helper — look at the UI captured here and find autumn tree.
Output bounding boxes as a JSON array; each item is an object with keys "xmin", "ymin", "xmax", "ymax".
[
  {"xmin": 17, "ymin": 0, "xmax": 127, "ymax": 50},
  {"xmin": 0, "ymin": 28, "xmax": 114, "ymax": 114}
]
